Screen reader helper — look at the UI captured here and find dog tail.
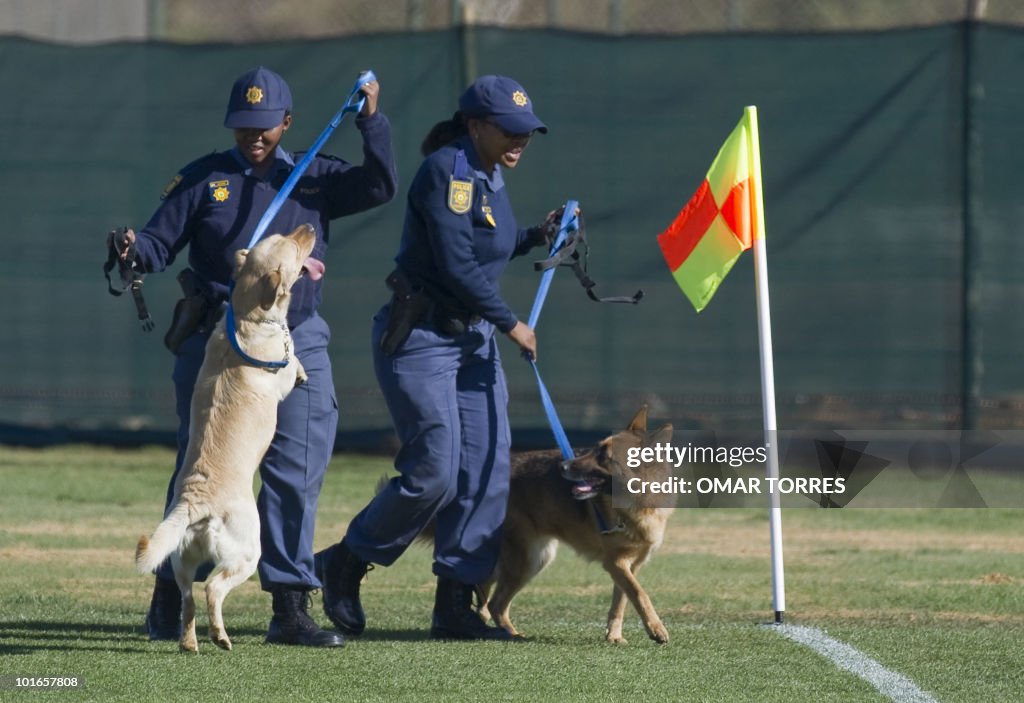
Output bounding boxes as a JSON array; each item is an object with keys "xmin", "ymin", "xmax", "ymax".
[{"xmin": 135, "ymin": 503, "xmax": 189, "ymax": 574}]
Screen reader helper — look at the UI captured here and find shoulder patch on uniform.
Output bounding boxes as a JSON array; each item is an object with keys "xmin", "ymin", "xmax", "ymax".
[
  {"xmin": 160, "ymin": 173, "xmax": 183, "ymax": 200},
  {"xmin": 447, "ymin": 177, "xmax": 473, "ymax": 215},
  {"xmin": 160, "ymin": 151, "xmax": 219, "ymax": 200}
]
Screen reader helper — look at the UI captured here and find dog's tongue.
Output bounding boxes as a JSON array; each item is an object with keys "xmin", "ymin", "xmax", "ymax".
[
  {"xmin": 571, "ymin": 481, "xmax": 595, "ymax": 499},
  {"xmin": 303, "ymin": 257, "xmax": 325, "ymax": 281}
]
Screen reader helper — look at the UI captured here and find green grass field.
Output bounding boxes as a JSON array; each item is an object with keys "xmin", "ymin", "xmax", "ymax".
[{"xmin": 1, "ymin": 446, "xmax": 1022, "ymax": 702}]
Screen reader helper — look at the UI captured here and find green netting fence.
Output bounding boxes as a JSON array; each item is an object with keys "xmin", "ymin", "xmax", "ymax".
[{"xmin": 2, "ymin": 23, "xmax": 1021, "ymax": 447}]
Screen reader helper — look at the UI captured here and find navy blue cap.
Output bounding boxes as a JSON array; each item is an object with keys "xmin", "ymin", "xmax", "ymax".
[
  {"xmin": 224, "ymin": 66, "xmax": 293, "ymax": 130},
  {"xmin": 458, "ymin": 75, "xmax": 547, "ymax": 135}
]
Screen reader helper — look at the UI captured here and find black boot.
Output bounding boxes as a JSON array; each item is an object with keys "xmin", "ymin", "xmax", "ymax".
[
  {"xmin": 430, "ymin": 576, "xmax": 512, "ymax": 641},
  {"xmin": 265, "ymin": 586, "xmax": 346, "ymax": 648},
  {"xmin": 316, "ymin": 539, "xmax": 371, "ymax": 635},
  {"xmin": 145, "ymin": 576, "xmax": 182, "ymax": 641}
]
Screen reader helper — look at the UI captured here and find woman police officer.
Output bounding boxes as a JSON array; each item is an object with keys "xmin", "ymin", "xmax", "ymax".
[
  {"xmin": 317, "ymin": 75, "xmax": 562, "ymax": 640},
  {"xmin": 109, "ymin": 66, "xmax": 397, "ymax": 647}
]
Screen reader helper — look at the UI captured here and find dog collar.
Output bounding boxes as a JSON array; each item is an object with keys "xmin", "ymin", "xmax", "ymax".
[{"xmin": 225, "ymin": 300, "xmax": 291, "ymax": 372}]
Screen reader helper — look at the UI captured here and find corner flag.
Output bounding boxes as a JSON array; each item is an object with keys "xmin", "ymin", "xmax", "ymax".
[
  {"xmin": 657, "ymin": 109, "xmax": 763, "ymax": 312},
  {"xmin": 657, "ymin": 107, "xmax": 787, "ymax": 624}
]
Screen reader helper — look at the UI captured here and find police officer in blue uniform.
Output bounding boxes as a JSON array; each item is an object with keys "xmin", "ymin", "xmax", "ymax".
[
  {"xmin": 109, "ymin": 66, "xmax": 397, "ymax": 647},
  {"xmin": 316, "ymin": 75, "xmax": 560, "ymax": 640}
]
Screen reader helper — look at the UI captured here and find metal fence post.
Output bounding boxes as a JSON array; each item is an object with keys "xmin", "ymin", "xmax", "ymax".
[
  {"xmin": 453, "ymin": 0, "xmax": 476, "ymax": 91},
  {"xmin": 147, "ymin": 0, "xmax": 165, "ymax": 39},
  {"xmin": 961, "ymin": 0, "xmax": 985, "ymax": 429},
  {"xmin": 408, "ymin": 0, "xmax": 425, "ymax": 30}
]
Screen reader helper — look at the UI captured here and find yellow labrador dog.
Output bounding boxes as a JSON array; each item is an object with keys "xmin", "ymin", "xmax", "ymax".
[{"xmin": 135, "ymin": 224, "xmax": 317, "ymax": 652}]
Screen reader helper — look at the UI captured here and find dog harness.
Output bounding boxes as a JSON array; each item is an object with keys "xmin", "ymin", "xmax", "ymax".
[{"xmin": 532, "ymin": 216, "xmax": 644, "ymax": 306}]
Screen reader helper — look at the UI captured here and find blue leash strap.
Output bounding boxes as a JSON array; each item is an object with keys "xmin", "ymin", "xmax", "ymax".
[
  {"xmin": 245, "ymin": 70, "xmax": 376, "ymax": 250},
  {"xmin": 530, "ymin": 353, "xmax": 614, "ymax": 533},
  {"xmin": 228, "ymin": 70, "xmax": 375, "ymax": 369},
  {"xmin": 528, "ymin": 359, "xmax": 573, "ymax": 461},
  {"xmin": 525, "ymin": 199, "xmax": 578, "ymax": 458},
  {"xmin": 527, "ymin": 200, "xmax": 578, "ymax": 330},
  {"xmin": 522, "ymin": 200, "xmax": 617, "ymax": 534}
]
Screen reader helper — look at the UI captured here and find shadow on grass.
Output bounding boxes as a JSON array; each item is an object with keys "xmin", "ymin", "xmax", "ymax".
[
  {"xmin": 0, "ymin": 620, "xmax": 436, "ymax": 653},
  {"xmin": 0, "ymin": 620, "xmax": 146, "ymax": 654},
  {"xmin": 349, "ymin": 628, "xmax": 435, "ymax": 643},
  {"xmin": 0, "ymin": 620, "xmax": 261, "ymax": 654}
]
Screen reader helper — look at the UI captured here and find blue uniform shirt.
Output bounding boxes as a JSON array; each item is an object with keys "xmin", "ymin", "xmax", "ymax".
[
  {"xmin": 133, "ymin": 111, "xmax": 398, "ymax": 328},
  {"xmin": 394, "ymin": 136, "xmax": 539, "ymax": 333}
]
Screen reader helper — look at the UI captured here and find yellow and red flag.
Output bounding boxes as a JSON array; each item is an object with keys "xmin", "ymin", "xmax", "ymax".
[{"xmin": 657, "ymin": 108, "xmax": 765, "ymax": 312}]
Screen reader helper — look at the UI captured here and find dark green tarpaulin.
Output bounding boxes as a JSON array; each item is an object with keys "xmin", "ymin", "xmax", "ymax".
[{"xmin": 2, "ymin": 24, "xmax": 1020, "ymax": 445}]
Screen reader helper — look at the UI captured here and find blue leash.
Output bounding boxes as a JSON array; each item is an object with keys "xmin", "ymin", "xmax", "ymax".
[
  {"xmin": 526, "ymin": 200, "xmax": 578, "ymax": 461},
  {"xmin": 524, "ymin": 200, "xmax": 617, "ymax": 533},
  {"xmin": 246, "ymin": 70, "xmax": 376, "ymax": 249},
  {"xmin": 229, "ymin": 70, "xmax": 376, "ymax": 369}
]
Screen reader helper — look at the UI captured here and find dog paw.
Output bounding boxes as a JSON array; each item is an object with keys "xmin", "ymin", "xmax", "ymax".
[
  {"xmin": 648, "ymin": 623, "xmax": 669, "ymax": 644},
  {"xmin": 212, "ymin": 634, "xmax": 232, "ymax": 651},
  {"xmin": 179, "ymin": 639, "xmax": 199, "ymax": 653},
  {"xmin": 605, "ymin": 634, "xmax": 628, "ymax": 645},
  {"xmin": 494, "ymin": 620, "xmax": 519, "ymax": 638}
]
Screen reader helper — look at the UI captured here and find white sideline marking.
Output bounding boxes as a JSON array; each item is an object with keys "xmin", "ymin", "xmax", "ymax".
[{"xmin": 772, "ymin": 624, "xmax": 939, "ymax": 703}]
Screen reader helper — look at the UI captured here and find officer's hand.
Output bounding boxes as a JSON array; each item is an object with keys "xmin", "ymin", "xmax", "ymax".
[
  {"xmin": 507, "ymin": 321, "xmax": 537, "ymax": 361},
  {"xmin": 107, "ymin": 227, "xmax": 136, "ymax": 262},
  {"xmin": 535, "ymin": 205, "xmax": 582, "ymax": 246},
  {"xmin": 358, "ymin": 77, "xmax": 379, "ymax": 117}
]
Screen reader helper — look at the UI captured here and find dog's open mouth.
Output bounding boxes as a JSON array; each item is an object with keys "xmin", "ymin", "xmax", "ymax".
[
  {"xmin": 569, "ymin": 476, "xmax": 605, "ymax": 501},
  {"xmin": 301, "ymin": 257, "xmax": 325, "ymax": 281}
]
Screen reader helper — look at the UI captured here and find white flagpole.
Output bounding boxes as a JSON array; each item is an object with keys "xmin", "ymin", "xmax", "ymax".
[{"xmin": 745, "ymin": 105, "xmax": 786, "ymax": 624}]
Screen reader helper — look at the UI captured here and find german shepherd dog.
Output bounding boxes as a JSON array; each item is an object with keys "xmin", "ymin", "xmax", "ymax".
[
  {"xmin": 420, "ymin": 406, "xmax": 674, "ymax": 643},
  {"xmin": 135, "ymin": 224, "xmax": 318, "ymax": 652}
]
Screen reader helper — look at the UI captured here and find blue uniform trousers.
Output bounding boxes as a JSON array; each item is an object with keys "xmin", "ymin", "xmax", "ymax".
[
  {"xmin": 344, "ymin": 305, "xmax": 511, "ymax": 586},
  {"xmin": 157, "ymin": 313, "xmax": 338, "ymax": 590}
]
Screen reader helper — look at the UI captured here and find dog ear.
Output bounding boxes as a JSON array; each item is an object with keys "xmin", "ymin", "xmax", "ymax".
[
  {"xmin": 648, "ymin": 423, "xmax": 673, "ymax": 446},
  {"xmin": 259, "ymin": 269, "xmax": 282, "ymax": 310},
  {"xmin": 233, "ymin": 249, "xmax": 250, "ymax": 279},
  {"xmin": 627, "ymin": 405, "xmax": 649, "ymax": 433}
]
